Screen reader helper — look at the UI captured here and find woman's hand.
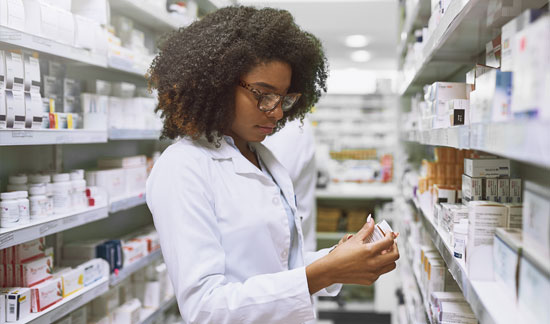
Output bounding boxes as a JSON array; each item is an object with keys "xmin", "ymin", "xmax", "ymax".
[{"xmin": 305, "ymin": 218, "xmax": 400, "ymax": 294}]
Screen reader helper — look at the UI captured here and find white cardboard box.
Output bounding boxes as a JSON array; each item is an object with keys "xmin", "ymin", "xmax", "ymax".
[
  {"xmin": 466, "ymin": 201, "xmax": 507, "ymax": 280},
  {"xmin": 522, "ymin": 181, "xmax": 550, "ymax": 260},
  {"xmin": 54, "ymin": 267, "xmax": 84, "ymax": 298},
  {"xmin": 21, "ymin": 255, "xmax": 53, "ymax": 287},
  {"xmin": 504, "ymin": 204, "xmax": 522, "ymax": 229},
  {"xmin": 519, "ymin": 249, "xmax": 550, "ymax": 323},
  {"xmin": 56, "ymin": 7, "xmax": 74, "ymax": 45},
  {"xmin": 77, "ymin": 258, "xmax": 109, "ymax": 287},
  {"xmin": 13, "ymin": 238, "xmax": 45, "ymax": 264},
  {"xmin": 464, "ymin": 158, "xmax": 510, "ymax": 178},
  {"xmin": 493, "ymin": 228, "xmax": 522, "ymax": 300},
  {"xmin": 462, "ymin": 174, "xmax": 483, "ymax": 202},
  {"xmin": 4, "ymin": 52, "xmax": 24, "ymax": 92},
  {"xmin": 30, "ymin": 277, "xmax": 62, "ymax": 312},
  {"xmin": 74, "ymin": 14, "xmax": 99, "ymax": 50},
  {"xmin": 71, "ymin": 0, "xmax": 110, "ymax": 25},
  {"xmin": 112, "ymin": 298, "xmax": 141, "ymax": 324},
  {"xmin": 0, "ymin": 0, "xmax": 25, "ymax": 31},
  {"xmin": 22, "ymin": 0, "xmax": 57, "ymax": 40},
  {"xmin": 3, "ymin": 287, "xmax": 31, "ymax": 322}
]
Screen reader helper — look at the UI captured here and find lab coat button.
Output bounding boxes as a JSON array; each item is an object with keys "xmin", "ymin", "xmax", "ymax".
[
  {"xmin": 281, "ymin": 250, "xmax": 288, "ymax": 258},
  {"xmin": 272, "ymin": 197, "xmax": 279, "ymax": 205}
]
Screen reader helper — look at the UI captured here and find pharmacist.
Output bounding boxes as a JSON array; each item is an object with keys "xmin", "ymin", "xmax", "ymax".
[{"xmin": 146, "ymin": 6, "xmax": 399, "ymax": 324}]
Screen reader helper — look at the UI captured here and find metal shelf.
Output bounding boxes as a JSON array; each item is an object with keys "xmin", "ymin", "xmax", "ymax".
[
  {"xmin": 399, "ymin": 0, "xmax": 547, "ymax": 96},
  {"xmin": 23, "ymin": 278, "xmax": 109, "ymax": 324},
  {"xmin": 0, "ymin": 206, "xmax": 108, "ymax": 250},
  {"xmin": 110, "ymin": 249, "xmax": 162, "ymax": 286},
  {"xmin": 316, "ymin": 184, "xmax": 397, "ymax": 200},
  {"xmin": 410, "ymin": 198, "xmax": 537, "ymax": 324},
  {"xmin": 108, "ymin": 129, "xmax": 161, "ymax": 141},
  {"xmin": 110, "ymin": 0, "xmax": 188, "ymax": 32},
  {"xmin": 0, "ymin": 26, "xmax": 107, "ymax": 67},
  {"xmin": 0, "ymin": 129, "xmax": 108, "ymax": 146},
  {"xmin": 109, "ymin": 193, "xmax": 146, "ymax": 214},
  {"xmin": 138, "ymin": 297, "xmax": 177, "ymax": 324},
  {"xmin": 402, "ymin": 121, "xmax": 550, "ymax": 168}
]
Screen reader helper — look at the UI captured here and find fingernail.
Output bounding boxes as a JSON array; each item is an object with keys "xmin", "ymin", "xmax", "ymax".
[
  {"xmin": 347, "ymin": 234, "xmax": 354, "ymax": 239},
  {"xmin": 367, "ymin": 215, "xmax": 372, "ymax": 223}
]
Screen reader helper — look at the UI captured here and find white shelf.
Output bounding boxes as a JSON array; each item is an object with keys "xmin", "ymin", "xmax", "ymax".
[
  {"xmin": 108, "ymin": 129, "xmax": 161, "ymax": 140},
  {"xmin": 0, "ymin": 26, "xmax": 107, "ymax": 68},
  {"xmin": 0, "ymin": 205, "xmax": 108, "ymax": 250},
  {"xmin": 110, "ymin": 249, "xmax": 162, "ymax": 286},
  {"xmin": 109, "ymin": 193, "xmax": 146, "ymax": 214},
  {"xmin": 397, "ymin": 0, "xmax": 431, "ymax": 57},
  {"xmin": 138, "ymin": 297, "xmax": 177, "ymax": 324},
  {"xmin": 0, "ymin": 129, "xmax": 108, "ymax": 146},
  {"xmin": 399, "ymin": 0, "xmax": 547, "ymax": 95},
  {"xmin": 110, "ymin": 0, "xmax": 188, "ymax": 32},
  {"xmin": 23, "ymin": 277, "xmax": 109, "ymax": 324},
  {"xmin": 316, "ymin": 184, "xmax": 397, "ymax": 200},
  {"xmin": 410, "ymin": 198, "xmax": 538, "ymax": 324},
  {"xmin": 403, "ymin": 121, "xmax": 550, "ymax": 168}
]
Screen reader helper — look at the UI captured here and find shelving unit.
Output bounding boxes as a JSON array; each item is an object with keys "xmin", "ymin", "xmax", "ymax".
[
  {"xmin": 0, "ymin": 129, "xmax": 108, "ymax": 146},
  {"xmin": 110, "ymin": 249, "xmax": 162, "ymax": 286},
  {"xmin": 23, "ymin": 278, "xmax": 109, "ymax": 324},
  {"xmin": 110, "ymin": 0, "xmax": 188, "ymax": 32},
  {"xmin": 408, "ymin": 197, "xmax": 537, "ymax": 324},
  {"xmin": 109, "ymin": 193, "xmax": 146, "ymax": 213},
  {"xmin": 397, "ymin": 0, "xmax": 431, "ymax": 57},
  {"xmin": 108, "ymin": 129, "xmax": 162, "ymax": 141},
  {"xmin": 402, "ymin": 121, "xmax": 550, "ymax": 168},
  {"xmin": 399, "ymin": 0, "xmax": 547, "ymax": 95},
  {"xmin": 0, "ymin": 206, "xmax": 108, "ymax": 250},
  {"xmin": 138, "ymin": 297, "xmax": 177, "ymax": 324},
  {"xmin": 316, "ymin": 184, "xmax": 397, "ymax": 200}
]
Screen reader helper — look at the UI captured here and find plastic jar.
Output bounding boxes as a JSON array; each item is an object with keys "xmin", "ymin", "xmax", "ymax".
[
  {"xmin": 0, "ymin": 192, "xmax": 21, "ymax": 228},
  {"xmin": 70, "ymin": 170, "xmax": 85, "ymax": 181},
  {"xmin": 15, "ymin": 191, "xmax": 30, "ymax": 224},
  {"xmin": 29, "ymin": 185, "xmax": 49, "ymax": 219},
  {"xmin": 45, "ymin": 183, "xmax": 54, "ymax": 216},
  {"xmin": 72, "ymin": 179, "xmax": 87, "ymax": 209},
  {"xmin": 453, "ymin": 219, "xmax": 468, "ymax": 259},
  {"xmin": 52, "ymin": 181, "xmax": 72, "ymax": 214},
  {"xmin": 53, "ymin": 173, "xmax": 71, "ymax": 183}
]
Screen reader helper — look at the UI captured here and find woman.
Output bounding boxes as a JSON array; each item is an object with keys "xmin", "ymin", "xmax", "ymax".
[{"xmin": 146, "ymin": 6, "xmax": 399, "ymax": 324}]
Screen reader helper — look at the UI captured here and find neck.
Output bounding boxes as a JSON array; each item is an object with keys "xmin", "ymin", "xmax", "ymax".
[{"xmin": 225, "ymin": 133, "xmax": 250, "ymax": 156}]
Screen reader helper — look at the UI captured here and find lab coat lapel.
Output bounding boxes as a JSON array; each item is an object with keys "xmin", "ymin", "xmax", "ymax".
[
  {"xmin": 200, "ymin": 137, "xmax": 265, "ymax": 177},
  {"xmin": 251, "ymin": 142, "xmax": 297, "ymax": 213}
]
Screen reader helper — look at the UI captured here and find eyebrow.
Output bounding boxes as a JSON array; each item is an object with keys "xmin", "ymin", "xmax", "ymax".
[{"xmin": 251, "ymin": 81, "xmax": 289, "ymax": 93}]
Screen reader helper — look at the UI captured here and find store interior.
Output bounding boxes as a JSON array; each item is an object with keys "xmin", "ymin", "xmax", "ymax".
[{"xmin": 0, "ymin": 0, "xmax": 549, "ymax": 323}]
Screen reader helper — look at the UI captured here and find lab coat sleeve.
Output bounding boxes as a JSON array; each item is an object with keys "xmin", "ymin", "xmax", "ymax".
[
  {"xmin": 304, "ymin": 249, "xmax": 343, "ymax": 297},
  {"xmin": 146, "ymin": 148, "xmax": 315, "ymax": 324}
]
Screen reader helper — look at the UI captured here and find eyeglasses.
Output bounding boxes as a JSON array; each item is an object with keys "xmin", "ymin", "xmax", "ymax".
[{"xmin": 239, "ymin": 80, "xmax": 301, "ymax": 112}]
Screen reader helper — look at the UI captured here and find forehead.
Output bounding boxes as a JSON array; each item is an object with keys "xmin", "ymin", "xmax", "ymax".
[{"xmin": 242, "ymin": 61, "xmax": 292, "ymax": 90}]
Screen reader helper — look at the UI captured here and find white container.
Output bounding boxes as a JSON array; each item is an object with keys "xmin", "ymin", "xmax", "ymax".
[
  {"xmin": 72, "ymin": 179, "xmax": 87, "ymax": 209},
  {"xmin": 51, "ymin": 181, "xmax": 71, "ymax": 214},
  {"xmin": 9, "ymin": 174, "xmax": 28, "ymax": 185},
  {"xmin": 70, "ymin": 170, "xmax": 85, "ymax": 180},
  {"xmin": 53, "ymin": 173, "xmax": 71, "ymax": 183},
  {"xmin": 0, "ymin": 192, "xmax": 20, "ymax": 228},
  {"xmin": 453, "ymin": 219, "xmax": 468, "ymax": 259},
  {"xmin": 15, "ymin": 190, "xmax": 29, "ymax": 224},
  {"xmin": 29, "ymin": 185, "xmax": 48, "ymax": 219}
]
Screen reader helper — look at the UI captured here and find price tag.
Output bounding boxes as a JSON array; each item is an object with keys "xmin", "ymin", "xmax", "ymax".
[
  {"xmin": 62, "ymin": 215, "xmax": 80, "ymax": 226},
  {"xmin": 11, "ymin": 131, "xmax": 33, "ymax": 138},
  {"xmin": 32, "ymin": 36, "xmax": 52, "ymax": 48},
  {"xmin": 0, "ymin": 233, "xmax": 15, "ymax": 248}
]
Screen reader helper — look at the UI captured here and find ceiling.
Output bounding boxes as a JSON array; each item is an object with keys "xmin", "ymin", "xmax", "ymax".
[{"xmin": 236, "ymin": 0, "xmax": 399, "ymax": 71}]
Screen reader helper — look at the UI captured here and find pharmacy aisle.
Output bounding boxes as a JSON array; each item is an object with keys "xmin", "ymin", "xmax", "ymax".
[
  {"xmin": 0, "ymin": 0, "xmax": 230, "ymax": 323},
  {"xmin": 395, "ymin": 0, "xmax": 550, "ymax": 324}
]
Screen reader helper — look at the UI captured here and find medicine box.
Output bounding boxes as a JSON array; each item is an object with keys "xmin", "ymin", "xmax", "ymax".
[
  {"xmin": 54, "ymin": 267, "xmax": 84, "ymax": 297},
  {"xmin": 14, "ymin": 238, "xmax": 45, "ymax": 264},
  {"xmin": 497, "ymin": 178, "xmax": 509, "ymax": 203},
  {"xmin": 78, "ymin": 258, "xmax": 109, "ymax": 287},
  {"xmin": 509, "ymin": 179, "xmax": 521, "ymax": 203},
  {"xmin": 98, "ymin": 155, "xmax": 147, "ymax": 169},
  {"xmin": 504, "ymin": 204, "xmax": 522, "ymax": 229},
  {"xmin": 461, "ymin": 174, "xmax": 483, "ymax": 202},
  {"xmin": 464, "ymin": 158, "xmax": 510, "ymax": 178},
  {"xmin": 493, "ymin": 228, "xmax": 522, "ymax": 300},
  {"xmin": 0, "ymin": 0, "xmax": 25, "ymax": 32},
  {"xmin": 30, "ymin": 277, "xmax": 62, "ymax": 312},
  {"xmin": 437, "ymin": 302, "xmax": 477, "ymax": 324},
  {"xmin": 72, "ymin": 0, "xmax": 110, "ymax": 25},
  {"xmin": 113, "ymin": 299, "xmax": 141, "ymax": 324},
  {"xmin": 21, "ymin": 255, "xmax": 53, "ymax": 287},
  {"xmin": 122, "ymin": 240, "xmax": 147, "ymax": 267},
  {"xmin": 522, "ymin": 181, "xmax": 550, "ymax": 260},
  {"xmin": 124, "ymin": 166, "xmax": 147, "ymax": 196},
  {"xmin": 22, "ymin": 53, "xmax": 40, "ymax": 93},
  {"xmin": 56, "ymin": 7, "xmax": 74, "ymax": 46},
  {"xmin": 85, "ymin": 168, "xmax": 126, "ymax": 202},
  {"xmin": 466, "ymin": 201, "xmax": 507, "ymax": 280},
  {"xmin": 96, "ymin": 240, "xmax": 123, "ymax": 273},
  {"xmin": 485, "ymin": 178, "xmax": 498, "ymax": 201},
  {"xmin": 5, "ymin": 288, "xmax": 31, "ymax": 322},
  {"xmin": 485, "ymin": 35, "xmax": 501, "ymax": 68},
  {"xmin": 9, "ymin": 90, "xmax": 25, "ymax": 129},
  {"xmin": 518, "ymin": 248, "xmax": 550, "ymax": 323}
]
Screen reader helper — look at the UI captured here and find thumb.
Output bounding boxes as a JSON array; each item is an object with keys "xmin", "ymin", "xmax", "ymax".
[{"xmin": 355, "ymin": 217, "xmax": 375, "ymax": 241}]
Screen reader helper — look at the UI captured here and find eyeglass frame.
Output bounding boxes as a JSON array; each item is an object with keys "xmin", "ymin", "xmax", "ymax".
[{"xmin": 238, "ymin": 80, "xmax": 301, "ymax": 112}]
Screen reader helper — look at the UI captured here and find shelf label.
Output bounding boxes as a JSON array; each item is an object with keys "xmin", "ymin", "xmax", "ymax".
[
  {"xmin": 0, "ymin": 233, "xmax": 15, "ymax": 248},
  {"xmin": 0, "ymin": 30, "xmax": 22, "ymax": 41},
  {"xmin": 39, "ymin": 221, "xmax": 59, "ymax": 235},
  {"xmin": 32, "ymin": 36, "xmax": 53, "ymax": 48},
  {"xmin": 62, "ymin": 215, "xmax": 81, "ymax": 226},
  {"xmin": 84, "ymin": 209, "xmax": 106, "ymax": 223},
  {"xmin": 11, "ymin": 131, "xmax": 33, "ymax": 138}
]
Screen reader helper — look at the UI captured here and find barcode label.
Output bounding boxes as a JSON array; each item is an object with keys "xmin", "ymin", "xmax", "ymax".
[{"xmin": 9, "ymin": 304, "xmax": 15, "ymax": 314}]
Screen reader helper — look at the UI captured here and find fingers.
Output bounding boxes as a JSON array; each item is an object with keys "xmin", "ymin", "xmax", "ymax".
[
  {"xmin": 378, "ymin": 261, "xmax": 397, "ymax": 275},
  {"xmin": 355, "ymin": 217, "xmax": 375, "ymax": 241},
  {"xmin": 375, "ymin": 243, "xmax": 400, "ymax": 265},
  {"xmin": 368, "ymin": 232, "xmax": 395, "ymax": 255}
]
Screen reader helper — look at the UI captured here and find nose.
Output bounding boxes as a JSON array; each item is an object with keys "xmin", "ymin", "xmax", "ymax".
[{"xmin": 266, "ymin": 101, "xmax": 284, "ymax": 122}]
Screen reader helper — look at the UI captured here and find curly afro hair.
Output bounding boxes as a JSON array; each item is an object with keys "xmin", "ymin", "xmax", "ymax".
[{"xmin": 147, "ymin": 6, "xmax": 328, "ymax": 143}]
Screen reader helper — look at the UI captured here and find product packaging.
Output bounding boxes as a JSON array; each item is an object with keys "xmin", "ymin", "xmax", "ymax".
[
  {"xmin": 509, "ymin": 179, "xmax": 522, "ymax": 203},
  {"xmin": 54, "ymin": 267, "xmax": 84, "ymax": 297},
  {"xmin": 518, "ymin": 248, "xmax": 550, "ymax": 323},
  {"xmin": 364, "ymin": 219, "xmax": 394, "ymax": 243},
  {"xmin": 122, "ymin": 240, "xmax": 147, "ymax": 267},
  {"xmin": 77, "ymin": 258, "xmax": 109, "ymax": 287},
  {"xmin": 21, "ymin": 255, "xmax": 53, "ymax": 287},
  {"xmin": 497, "ymin": 178, "xmax": 510, "ymax": 203},
  {"xmin": 30, "ymin": 277, "xmax": 62, "ymax": 312},
  {"xmin": 485, "ymin": 178, "xmax": 498, "ymax": 201},
  {"xmin": 14, "ymin": 238, "xmax": 46, "ymax": 264},
  {"xmin": 3, "ymin": 287, "xmax": 31, "ymax": 322},
  {"xmin": 466, "ymin": 201, "xmax": 508, "ymax": 280},
  {"xmin": 461, "ymin": 174, "xmax": 483, "ymax": 202},
  {"xmin": 504, "ymin": 204, "xmax": 522, "ymax": 229},
  {"xmin": 522, "ymin": 181, "xmax": 550, "ymax": 260},
  {"xmin": 464, "ymin": 158, "xmax": 510, "ymax": 178},
  {"xmin": 493, "ymin": 228, "xmax": 522, "ymax": 300},
  {"xmin": 112, "ymin": 298, "xmax": 141, "ymax": 324}
]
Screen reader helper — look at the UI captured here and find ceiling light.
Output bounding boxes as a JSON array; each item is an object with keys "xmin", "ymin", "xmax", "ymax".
[
  {"xmin": 345, "ymin": 35, "xmax": 370, "ymax": 48},
  {"xmin": 350, "ymin": 50, "xmax": 371, "ymax": 62}
]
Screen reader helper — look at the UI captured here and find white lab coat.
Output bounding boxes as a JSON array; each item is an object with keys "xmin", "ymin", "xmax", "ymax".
[
  {"xmin": 263, "ymin": 118, "xmax": 317, "ymax": 252},
  {"xmin": 146, "ymin": 136, "xmax": 341, "ymax": 324}
]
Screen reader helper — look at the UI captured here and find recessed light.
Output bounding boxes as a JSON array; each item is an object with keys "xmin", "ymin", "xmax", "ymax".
[
  {"xmin": 350, "ymin": 50, "xmax": 371, "ymax": 62},
  {"xmin": 345, "ymin": 35, "xmax": 370, "ymax": 48}
]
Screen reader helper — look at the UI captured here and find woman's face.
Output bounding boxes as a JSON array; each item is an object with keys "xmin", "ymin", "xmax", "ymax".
[{"xmin": 229, "ymin": 60, "xmax": 292, "ymax": 144}]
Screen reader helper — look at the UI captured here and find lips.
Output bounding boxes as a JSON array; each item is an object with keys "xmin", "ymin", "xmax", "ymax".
[{"xmin": 256, "ymin": 125, "xmax": 275, "ymax": 135}]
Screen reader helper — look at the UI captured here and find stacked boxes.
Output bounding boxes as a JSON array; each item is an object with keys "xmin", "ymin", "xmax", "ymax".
[{"xmin": 316, "ymin": 208, "xmax": 341, "ymax": 232}]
